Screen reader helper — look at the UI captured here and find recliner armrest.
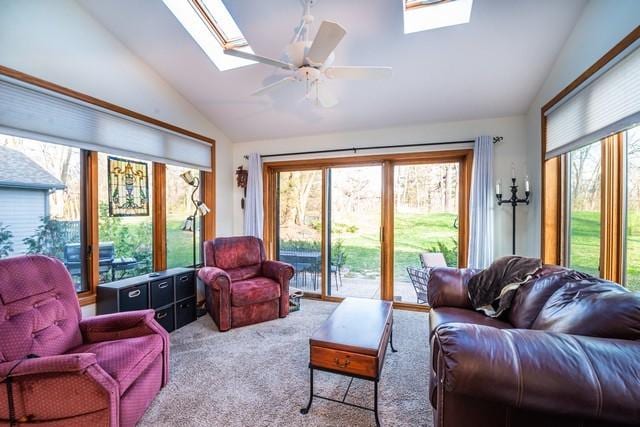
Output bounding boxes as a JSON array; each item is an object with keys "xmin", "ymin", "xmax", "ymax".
[
  {"xmin": 434, "ymin": 323, "xmax": 640, "ymax": 425},
  {"xmin": 0, "ymin": 353, "xmax": 97, "ymax": 378},
  {"xmin": 79, "ymin": 309, "xmax": 166, "ymax": 344},
  {"xmin": 262, "ymin": 260, "xmax": 294, "ymax": 285},
  {"xmin": 427, "ymin": 267, "xmax": 479, "ymax": 308},
  {"xmin": 198, "ymin": 266, "xmax": 231, "ymax": 291}
]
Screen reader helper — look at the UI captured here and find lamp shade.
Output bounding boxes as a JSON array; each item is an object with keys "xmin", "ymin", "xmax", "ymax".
[
  {"xmin": 180, "ymin": 170, "xmax": 196, "ymax": 186},
  {"xmin": 196, "ymin": 202, "xmax": 210, "ymax": 216}
]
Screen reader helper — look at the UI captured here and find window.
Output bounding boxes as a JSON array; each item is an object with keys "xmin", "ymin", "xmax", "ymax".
[
  {"xmin": 166, "ymin": 165, "xmax": 202, "ymax": 268},
  {"xmin": 162, "ymin": 0, "xmax": 255, "ymax": 71},
  {"xmin": 97, "ymin": 153, "xmax": 153, "ymax": 283},
  {"xmin": 403, "ymin": 0, "xmax": 473, "ymax": 34},
  {"xmin": 0, "ymin": 134, "xmax": 86, "ymax": 291},
  {"xmin": 625, "ymin": 125, "xmax": 640, "ymax": 291},
  {"xmin": 566, "ymin": 141, "xmax": 602, "ymax": 277}
]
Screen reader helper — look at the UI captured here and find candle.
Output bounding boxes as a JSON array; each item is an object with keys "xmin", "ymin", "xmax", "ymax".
[
  {"xmin": 496, "ymin": 179, "xmax": 502, "ymax": 195},
  {"xmin": 511, "ymin": 163, "xmax": 516, "ymax": 180},
  {"xmin": 525, "ymin": 175, "xmax": 530, "ymax": 192}
]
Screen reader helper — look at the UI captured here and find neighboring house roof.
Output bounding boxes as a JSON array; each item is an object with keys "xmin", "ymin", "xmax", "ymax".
[{"xmin": 0, "ymin": 146, "xmax": 65, "ymax": 190}]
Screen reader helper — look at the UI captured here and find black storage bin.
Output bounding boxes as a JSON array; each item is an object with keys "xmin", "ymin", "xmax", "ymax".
[
  {"xmin": 175, "ymin": 272, "xmax": 195, "ymax": 301},
  {"xmin": 150, "ymin": 277, "xmax": 174, "ymax": 309},
  {"xmin": 155, "ymin": 306, "xmax": 175, "ymax": 332},
  {"xmin": 119, "ymin": 284, "xmax": 148, "ymax": 312},
  {"xmin": 176, "ymin": 297, "xmax": 197, "ymax": 329}
]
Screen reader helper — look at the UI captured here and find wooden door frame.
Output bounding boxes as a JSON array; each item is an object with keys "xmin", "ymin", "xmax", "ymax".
[{"xmin": 263, "ymin": 149, "xmax": 473, "ymax": 311}]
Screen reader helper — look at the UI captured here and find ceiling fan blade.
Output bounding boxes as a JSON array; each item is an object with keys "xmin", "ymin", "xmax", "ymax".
[
  {"xmin": 325, "ymin": 66, "xmax": 392, "ymax": 80},
  {"xmin": 224, "ymin": 49, "xmax": 293, "ymax": 70},
  {"xmin": 306, "ymin": 21, "xmax": 346, "ymax": 66},
  {"xmin": 251, "ymin": 77, "xmax": 295, "ymax": 96}
]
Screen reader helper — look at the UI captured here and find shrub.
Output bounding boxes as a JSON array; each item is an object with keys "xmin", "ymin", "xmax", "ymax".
[
  {"xmin": 0, "ymin": 222, "xmax": 13, "ymax": 258},
  {"xmin": 23, "ymin": 216, "xmax": 67, "ymax": 259}
]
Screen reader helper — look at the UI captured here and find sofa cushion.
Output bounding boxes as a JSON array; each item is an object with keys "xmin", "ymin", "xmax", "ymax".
[
  {"xmin": 508, "ymin": 268, "xmax": 587, "ymax": 329},
  {"xmin": 531, "ymin": 278, "xmax": 640, "ymax": 340},
  {"xmin": 227, "ymin": 264, "xmax": 263, "ymax": 282},
  {"xmin": 231, "ymin": 277, "xmax": 281, "ymax": 307},
  {"xmin": 70, "ymin": 334, "xmax": 163, "ymax": 393},
  {"xmin": 429, "ymin": 307, "xmax": 512, "ymax": 337}
]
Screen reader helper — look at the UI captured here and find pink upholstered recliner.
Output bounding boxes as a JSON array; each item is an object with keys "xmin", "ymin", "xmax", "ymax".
[
  {"xmin": 0, "ymin": 255, "xmax": 169, "ymax": 426},
  {"xmin": 198, "ymin": 236, "xmax": 294, "ymax": 331}
]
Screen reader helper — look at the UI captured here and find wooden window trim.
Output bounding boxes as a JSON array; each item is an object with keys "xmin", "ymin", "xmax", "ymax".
[
  {"xmin": 541, "ymin": 26, "xmax": 640, "ymax": 265},
  {"xmin": 0, "ymin": 66, "xmax": 217, "ymax": 306},
  {"xmin": 263, "ymin": 149, "xmax": 472, "ymax": 309},
  {"xmin": 600, "ymin": 134, "xmax": 624, "ymax": 282},
  {"xmin": 153, "ymin": 163, "xmax": 167, "ymax": 271}
]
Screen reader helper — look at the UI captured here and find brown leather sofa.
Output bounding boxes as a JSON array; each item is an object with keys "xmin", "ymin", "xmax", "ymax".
[{"xmin": 428, "ymin": 265, "xmax": 640, "ymax": 427}]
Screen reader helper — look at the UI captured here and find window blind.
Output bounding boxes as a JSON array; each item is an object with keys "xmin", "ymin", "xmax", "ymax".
[
  {"xmin": 545, "ymin": 41, "xmax": 640, "ymax": 160},
  {"xmin": 0, "ymin": 75, "xmax": 212, "ymax": 171}
]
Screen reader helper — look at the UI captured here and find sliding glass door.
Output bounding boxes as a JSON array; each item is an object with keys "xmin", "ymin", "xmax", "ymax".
[
  {"xmin": 327, "ymin": 166, "xmax": 382, "ymax": 299},
  {"xmin": 276, "ymin": 170, "xmax": 323, "ymax": 295},
  {"xmin": 393, "ymin": 163, "xmax": 460, "ymax": 303},
  {"xmin": 268, "ymin": 151, "xmax": 471, "ymax": 306}
]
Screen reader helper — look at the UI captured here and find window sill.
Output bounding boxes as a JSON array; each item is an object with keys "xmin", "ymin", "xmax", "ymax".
[{"xmin": 78, "ymin": 293, "xmax": 96, "ymax": 307}]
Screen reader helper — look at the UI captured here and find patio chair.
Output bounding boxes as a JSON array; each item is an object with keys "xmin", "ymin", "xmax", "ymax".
[
  {"xmin": 407, "ymin": 252, "xmax": 448, "ymax": 304},
  {"xmin": 330, "ymin": 252, "xmax": 344, "ymax": 290}
]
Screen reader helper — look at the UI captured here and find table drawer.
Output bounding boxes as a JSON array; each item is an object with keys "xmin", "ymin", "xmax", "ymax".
[
  {"xmin": 310, "ymin": 346, "xmax": 378, "ymax": 379},
  {"xmin": 119, "ymin": 284, "xmax": 148, "ymax": 312},
  {"xmin": 155, "ymin": 305, "xmax": 175, "ymax": 332},
  {"xmin": 175, "ymin": 271, "xmax": 195, "ymax": 301},
  {"xmin": 150, "ymin": 277, "xmax": 174, "ymax": 309}
]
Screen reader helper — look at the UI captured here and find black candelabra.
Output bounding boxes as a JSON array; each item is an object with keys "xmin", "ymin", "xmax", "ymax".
[{"xmin": 496, "ymin": 177, "xmax": 530, "ymax": 255}]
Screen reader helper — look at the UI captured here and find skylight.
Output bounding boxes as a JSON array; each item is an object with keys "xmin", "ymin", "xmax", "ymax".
[
  {"xmin": 163, "ymin": 0, "xmax": 255, "ymax": 71},
  {"xmin": 403, "ymin": 0, "xmax": 473, "ymax": 34}
]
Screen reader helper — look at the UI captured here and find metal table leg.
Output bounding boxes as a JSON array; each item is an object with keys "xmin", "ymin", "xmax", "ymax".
[
  {"xmin": 300, "ymin": 368, "xmax": 314, "ymax": 414},
  {"xmin": 390, "ymin": 327, "xmax": 398, "ymax": 353},
  {"xmin": 374, "ymin": 380, "xmax": 380, "ymax": 427}
]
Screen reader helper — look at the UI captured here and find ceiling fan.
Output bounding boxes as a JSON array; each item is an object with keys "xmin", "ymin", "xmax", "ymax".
[{"xmin": 224, "ymin": 0, "xmax": 392, "ymax": 108}]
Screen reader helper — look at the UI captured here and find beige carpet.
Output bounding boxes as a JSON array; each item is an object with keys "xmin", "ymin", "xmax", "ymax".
[{"xmin": 139, "ymin": 299, "xmax": 432, "ymax": 427}]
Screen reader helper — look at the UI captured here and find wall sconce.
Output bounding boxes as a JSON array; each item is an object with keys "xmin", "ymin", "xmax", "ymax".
[{"xmin": 236, "ymin": 166, "xmax": 248, "ymax": 209}]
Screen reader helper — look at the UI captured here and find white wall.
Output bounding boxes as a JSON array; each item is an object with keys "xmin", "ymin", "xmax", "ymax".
[
  {"xmin": 233, "ymin": 115, "xmax": 532, "ymax": 258},
  {"xmin": 525, "ymin": 0, "xmax": 640, "ymax": 256},
  {"xmin": 0, "ymin": 0, "xmax": 234, "ymax": 236}
]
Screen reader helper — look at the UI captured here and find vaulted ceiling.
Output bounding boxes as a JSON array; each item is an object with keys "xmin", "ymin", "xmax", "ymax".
[{"xmin": 79, "ymin": 0, "xmax": 586, "ymax": 142}]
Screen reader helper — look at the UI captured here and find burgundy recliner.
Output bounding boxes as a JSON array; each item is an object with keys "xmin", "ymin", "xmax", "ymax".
[
  {"xmin": 0, "ymin": 255, "xmax": 169, "ymax": 426},
  {"xmin": 427, "ymin": 265, "xmax": 640, "ymax": 427},
  {"xmin": 198, "ymin": 236, "xmax": 294, "ymax": 331}
]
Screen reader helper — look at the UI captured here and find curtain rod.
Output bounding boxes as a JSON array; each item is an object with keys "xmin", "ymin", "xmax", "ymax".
[{"xmin": 244, "ymin": 136, "xmax": 503, "ymax": 159}]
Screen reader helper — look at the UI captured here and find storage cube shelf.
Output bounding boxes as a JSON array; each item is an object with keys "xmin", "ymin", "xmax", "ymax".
[{"xmin": 97, "ymin": 267, "xmax": 197, "ymax": 332}]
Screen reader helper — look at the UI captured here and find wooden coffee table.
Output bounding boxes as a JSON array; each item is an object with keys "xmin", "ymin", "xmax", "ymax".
[{"xmin": 300, "ymin": 297, "xmax": 397, "ymax": 426}]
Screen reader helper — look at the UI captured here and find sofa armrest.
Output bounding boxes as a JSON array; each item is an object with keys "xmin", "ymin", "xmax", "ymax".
[
  {"xmin": 262, "ymin": 260, "xmax": 294, "ymax": 285},
  {"xmin": 79, "ymin": 309, "xmax": 166, "ymax": 344},
  {"xmin": 427, "ymin": 267, "xmax": 479, "ymax": 308},
  {"xmin": 198, "ymin": 266, "xmax": 231, "ymax": 292},
  {"xmin": 434, "ymin": 323, "xmax": 640, "ymax": 425}
]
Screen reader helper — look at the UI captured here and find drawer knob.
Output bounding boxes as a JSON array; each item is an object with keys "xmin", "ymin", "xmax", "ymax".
[
  {"xmin": 128, "ymin": 289, "xmax": 141, "ymax": 298},
  {"xmin": 157, "ymin": 312, "xmax": 168, "ymax": 319},
  {"xmin": 158, "ymin": 281, "xmax": 169, "ymax": 289},
  {"xmin": 334, "ymin": 356, "xmax": 350, "ymax": 368}
]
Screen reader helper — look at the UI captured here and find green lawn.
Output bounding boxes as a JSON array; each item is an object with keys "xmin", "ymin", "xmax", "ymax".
[
  {"xmin": 571, "ymin": 211, "xmax": 640, "ymax": 292},
  {"xmin": 332, "ymin": 212, "xmax": 458, "ymax": 281},
  {"xmin": 166, "ymin": 217, "xmax": 200, "ymax": 268}
]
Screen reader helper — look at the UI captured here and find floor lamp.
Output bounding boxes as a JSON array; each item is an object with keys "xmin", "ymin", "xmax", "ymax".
[{"xmin": 180, "ymin": 170, "xmax": 210, "ymax": 269}]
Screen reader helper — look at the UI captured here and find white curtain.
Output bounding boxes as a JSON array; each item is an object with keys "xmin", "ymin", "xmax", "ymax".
[
  {"xmin": 243, "ymin": 153, "xmax": 264, "ymax": 238},
  {"xmin": 468, "ymin": 136, "xmax": 494, "ymax": 268}
]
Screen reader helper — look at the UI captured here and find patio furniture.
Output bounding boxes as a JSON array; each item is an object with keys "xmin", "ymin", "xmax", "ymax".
[
  {"xmin": 64, "ymin": 242, "xmax": 116, "ymax": 284},
  {"xmin": 280, "ymin": 250, "xmax": 321, "ymax": 291},
  {"xmin": 407, "ymin": 252, "xmax": 448, "ymax": 304},
  {"xmin": 199, "ymin": 236, "xmax": 294, "ymax": 331},
  {"xmin": 330, "ymin": 251, "xmax": 345, "ymax": 290},
  {"xmin": 0, "ymin": 254, "xmax": 169, "ymax": 426},
  {"xmin": 111, "ymin": 256, "xmax": 139, "ymax": 281}
]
